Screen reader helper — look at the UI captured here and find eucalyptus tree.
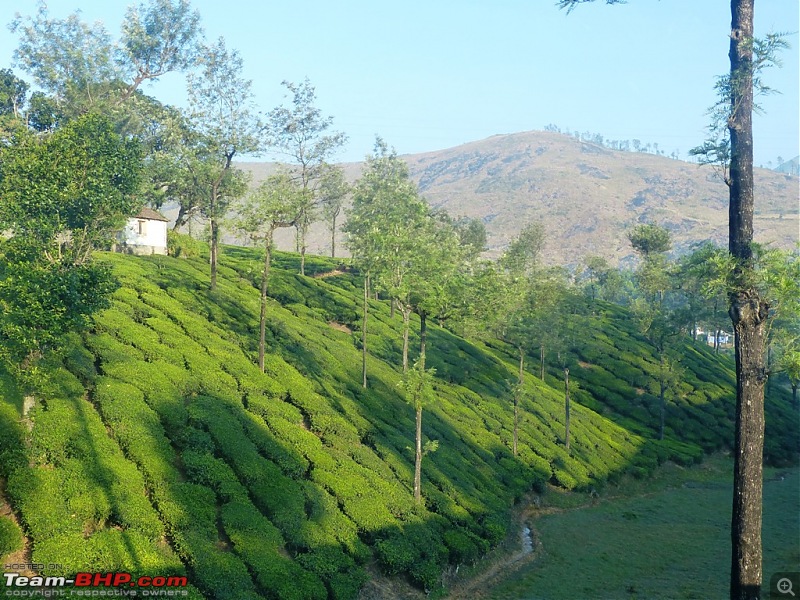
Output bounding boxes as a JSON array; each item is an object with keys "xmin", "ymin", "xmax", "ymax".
[
  {"xmin": 318, "ymin": 166, "xmax": 350, "ymax": 259},
  {"xmin": 627, "ymin": 223, "xmax": 680, "ymax": 440},
  {"xmin": 465, "ymin": 223, "xmax": 545, "ymax": 456},
  {"xmin": 403, "ymin": 213, "xmax": 465, "ymax": 502},
  {"xmin": 185, "ymin": 38, "xmax": 261, "ymax": 290},
  {"xmin": 345, "ymin": 139, "xmax": 429, "ymax": 376},
  {"xmin": 234, "ymin": 174, "xmax": 303, "ymax": 372},
  {"xmin": 266, "ymin": 79, "xmax": 347, "ymax": 275},
  {"xmin": 346, "ymin": 140, "xmax": 411, "ymax": 386},
  {"xmin": 10, "ymin": 0, "xmax": 201, "ymax": 116},
  {"xmin": 677, "ymin": 243, "xmax": 729, "ymax": 348}
]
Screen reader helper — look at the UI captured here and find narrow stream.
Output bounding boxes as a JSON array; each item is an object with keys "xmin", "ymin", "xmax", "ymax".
[{"xmin": 521, "ymin": 525, "xmax": 534, "ymax": 554}]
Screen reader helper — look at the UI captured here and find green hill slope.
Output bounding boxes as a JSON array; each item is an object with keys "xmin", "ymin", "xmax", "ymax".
[{"xmin": 0, "ymin": 249, "xmax": 796, "ymax": 599}]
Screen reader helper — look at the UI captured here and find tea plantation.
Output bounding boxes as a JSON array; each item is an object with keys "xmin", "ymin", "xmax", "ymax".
[{"xmin": 0, "ymin": 247, "xmax": 796, "ymax": 599}]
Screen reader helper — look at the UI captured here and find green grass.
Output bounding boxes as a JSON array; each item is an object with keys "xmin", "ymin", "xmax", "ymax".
[{"xmin": 489, "ymin": 456, "xmax": 800, "ymax": 599}]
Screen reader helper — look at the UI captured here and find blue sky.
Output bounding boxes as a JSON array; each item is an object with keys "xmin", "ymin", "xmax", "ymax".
[{"xmin": 2, "ymin": 0, "xmax": 798, "ymax": 165}]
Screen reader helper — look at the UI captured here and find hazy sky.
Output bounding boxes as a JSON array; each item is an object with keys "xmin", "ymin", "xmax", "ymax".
[{"xmin": 2, "ymin": 1, "xmax": 798, "ymax": 165}]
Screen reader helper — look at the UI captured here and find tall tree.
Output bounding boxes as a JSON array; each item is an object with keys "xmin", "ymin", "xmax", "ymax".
[
  {"xmin": 266, "ymin": 79, "xmax": 347, "ymax": 275},
  {"xmin": 11, "ymin": 0, "xmax": 201, "ymax": 115},
  {"xmin": 234, "ymin": 174, "xmax": 302, "ymax": 372},
  {"xmin": 186, "ymin": 38, "xmax": 261, "ymax": 290},
  {"xmin": 405, "ymin": 213, "xmax": 463, "ymax": 502},
  {"xmin": 628, "ymin": 223, "xmax": 680, "ymax": 440},
  {"xmin": 118, "ymin": 0, "xmax": 202, "ymax": 103},
  {"xmin": 0, "ymin": 114, "xmax": 141, "ymax": 371},
  {"xmin": 467, "ymin": 223, "xmax": 546, "ymax": 456},
  {"xmin": 345, "ymin": 139, "xmax": 428, "ymax": 374},
  {"xmin": 318, "ymin": 166, "xmax": 350, "ymax": 258}
]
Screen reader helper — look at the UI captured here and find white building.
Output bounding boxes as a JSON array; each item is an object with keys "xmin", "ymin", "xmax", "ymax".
[{"xmin": 116, "ymin": 208, "xmax": 169, "ymax": 255}]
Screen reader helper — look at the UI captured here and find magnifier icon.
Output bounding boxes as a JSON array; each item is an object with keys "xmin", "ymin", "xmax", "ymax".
[{"xmin": 778, "ymin": 578, "xmax": 796, "ymax": 597}]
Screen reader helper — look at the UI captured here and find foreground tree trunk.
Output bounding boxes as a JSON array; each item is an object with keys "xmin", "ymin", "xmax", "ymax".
[{"xmin": 728, "ymin": 2, "xmax": 768, "ymax": 598}]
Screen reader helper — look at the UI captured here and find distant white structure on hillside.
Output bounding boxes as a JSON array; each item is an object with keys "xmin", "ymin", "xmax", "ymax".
[
  {"xmin": 707, "ymin": 331, "xmax": 731, "ymax": 346},
  {"xmin": 115, "ymin": 208, "xmax": 169, "ymax": 255}
]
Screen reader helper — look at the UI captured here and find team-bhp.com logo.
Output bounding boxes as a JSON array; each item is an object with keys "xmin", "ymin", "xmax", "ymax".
[{"xmin": 3, "ymin": 572, "xmax": 188, "ymax": 597}]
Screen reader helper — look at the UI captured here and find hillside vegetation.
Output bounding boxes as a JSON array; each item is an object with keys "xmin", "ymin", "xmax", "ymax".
[
  {"xmin": 237, "ymin": 130, "xmax": 799, "ymax": 265},
  {"xmin": 0, "ymin": 248, "xmax": 796, "ymax": 599}
]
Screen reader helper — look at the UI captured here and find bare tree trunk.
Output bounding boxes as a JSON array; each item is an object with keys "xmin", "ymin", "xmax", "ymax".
[
  {"xmin": 330, "ymin": 214, "xmax": 336, "ymax": 259},
  {"xmin": 565, "ymin": 367, "xmax": 571, "ymax": 451},
  {"xmin": 514, "ymin": 347, "xmax": 523, "ymax": 457},
  {"xmin": 413, "ymin": 311, "xmax": 427, "ymax": 504},
  {"xmin": 540, "ymin": 344, "xmax": 545, "ymax": 381},
  {"xmin": 402, "ymin": 307, "xmax": 410, "ymax": 374},
  {"xmin": 258, "ymin": 230, "xmax": 274, "ymax": 373},
  {"xmin": 210, "ymin": 215, "xmax": 219, "ymax": 291},
  {"xmin": 730, "ymin": 293, "xmax": 767, "ymax": 600},
  {"xmin": 728, "ymin": 2, "xmax": 768, "ymax": 598},
  {"xmin": 659, "ymin": 372, "xmax": 666, "ymax": 441},
  {"xmin": 299, "ymin": 221, "xmax": 307, "ymax": 276},
  {"xmin": 362, "ymin": 275, "xmax": 369, "ymax": 389},
  {"xmin": 419, "ymin": 311, "xmax": 427, "ymax": 363}
]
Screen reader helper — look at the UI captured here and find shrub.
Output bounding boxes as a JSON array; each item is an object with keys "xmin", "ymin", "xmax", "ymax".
[
  {"xmin": 0, "ymin": 517, "xmax": 23, "ymax": 561},
  {"xmin": 168, "ymin": 231, "xmax": 201, "ymax": 258}
]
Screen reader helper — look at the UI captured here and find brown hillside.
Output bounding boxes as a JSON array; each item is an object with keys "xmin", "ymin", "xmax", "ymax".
[{"xmin": 237, "ymin": 130, "xmax": 799, "ymax": 266}]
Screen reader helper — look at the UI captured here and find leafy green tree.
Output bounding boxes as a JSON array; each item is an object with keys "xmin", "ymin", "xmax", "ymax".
[
  {"xmin": 628, "ymin": 223, "xmax": 679, "ymax": 440},
  {"xmin": 628, "ymin": 223, "xmax": 672, "ymax": 258},
  {"xmin": 580, "ymin": 255, "xmax": 610, "ymax": 302},
  {"xmin": 760, "ymin": 248, "xmax": 800, "ymax": 406},
  {"xmin": 317, "ymin": 166, "xmax": 350, "ymax": 258},
  {"xmin": 528, "ymin": 267, "xmax": 571, "ymax": 381},
  {"xmin": 266, "ymin": 79, "xmax": 347, "ymax": 275},
  {"xmin": 467, "ymin": 223, "xmax": 546, "ymax": 456},
  {"xmin": 405, "ymin": 214, "xmax": 464, "ymax": 502},
  {"xmin": 345, "ymin": 139, "xmax": 428, "ymax": 374},
  {"xmin": 234, "ymin": 174, "xmax": 302, "ymax": 372},
  {"xmin": 26, "ymin": 91, "xmax": 62, "ymax": 133},
  {"xmin": 0, "ymin": 113, "xmax": 141, "ymax": 371},
  {"xmin": 118, "ymin": 0, "xmax": 202, "ymax": 102},
  {"xmin": 185, "ymin": 38, "xmax": 261, "ymax": 290},
  {"xmin": 0, "ymin": 69, "xmax": 27, "ymax": 118},
  {"xmin": 11, "ymin": 0, "xmax": 201, "ymax": 114},
  {"xmin": 451, "ymin": 216, "xmax": 488, "ymax": 262}
]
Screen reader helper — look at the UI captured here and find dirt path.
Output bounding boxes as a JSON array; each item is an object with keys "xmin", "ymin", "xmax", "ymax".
[{"xmin": 445, "ymin": 498, "xmax": 561, "ymax": 599}]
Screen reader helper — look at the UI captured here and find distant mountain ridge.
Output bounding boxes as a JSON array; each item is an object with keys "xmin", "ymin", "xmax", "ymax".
[
  {"xmin": 775, "ymin": 155, "xmax": 800, "ymax": 176},
  {"xmin": 237, "ymin": 130, "xmax": 799, "ymax": 266}
]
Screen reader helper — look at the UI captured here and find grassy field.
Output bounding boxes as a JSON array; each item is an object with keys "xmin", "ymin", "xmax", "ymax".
[{"xmin": 488, "ymin": 456, "xmax": 800, "ymax": 600}]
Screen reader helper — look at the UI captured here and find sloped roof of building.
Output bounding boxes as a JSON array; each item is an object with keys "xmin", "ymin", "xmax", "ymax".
[{"xmin": 134, "ymin": 207, "xmax": 169, "ymax": 222}]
